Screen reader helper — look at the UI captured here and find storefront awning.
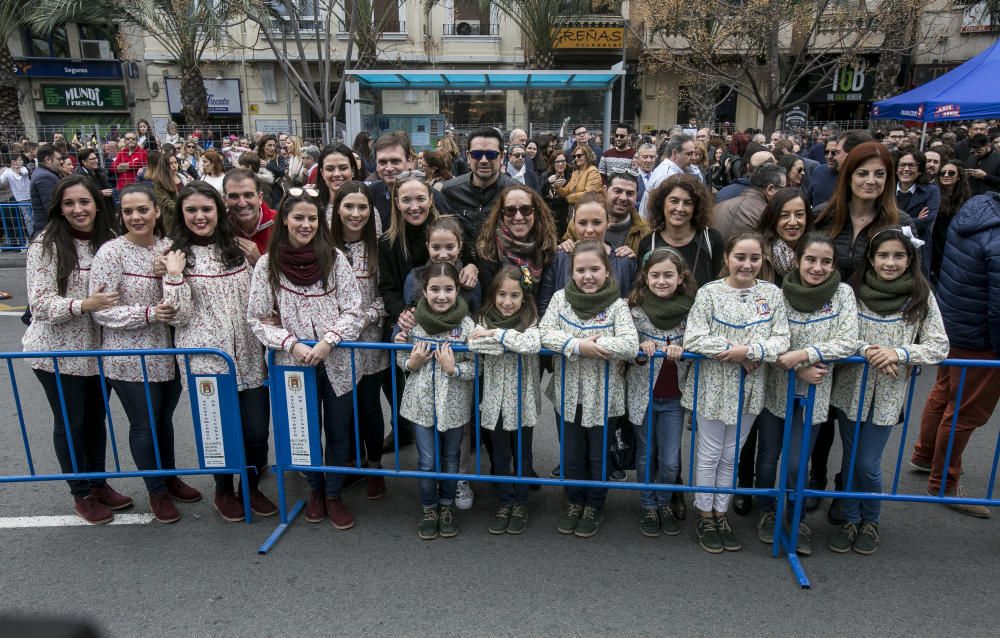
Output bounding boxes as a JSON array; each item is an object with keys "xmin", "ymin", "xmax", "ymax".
[{"xmin": 344, "ymin": 68, "xmax": 623, "ymax": 91}]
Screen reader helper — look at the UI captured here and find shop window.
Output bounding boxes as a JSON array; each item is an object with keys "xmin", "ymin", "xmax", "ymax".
[{"xmin": 23, "ymin": 25, "xmax": 70, "ymax": 58}]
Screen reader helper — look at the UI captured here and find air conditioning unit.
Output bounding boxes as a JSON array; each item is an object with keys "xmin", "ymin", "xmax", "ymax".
[
  {"xmin": 81, "ymin": 40, "xmax": 113, "ymax": 60},
  {"xmin": 455, "ymin": 19, "xmax": 481, "ymax": 36}
]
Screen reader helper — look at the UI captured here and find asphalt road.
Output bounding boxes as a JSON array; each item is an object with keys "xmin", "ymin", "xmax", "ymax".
[{"xmin": 0, "ymin": 264, "xmax": 997, "ymax": 637}]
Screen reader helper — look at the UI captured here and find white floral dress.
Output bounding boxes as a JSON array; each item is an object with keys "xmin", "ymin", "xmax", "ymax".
[
  {"xmin": 625, "ymin": 306, "xmax": 688, "ymax": 425},
  {"xmin": 397, "ymin": 318, "xmax": 477, "ymax": 431},
  {"xmin": 468, "ymin": 322, "xmax": 541, "ymax": 431}
]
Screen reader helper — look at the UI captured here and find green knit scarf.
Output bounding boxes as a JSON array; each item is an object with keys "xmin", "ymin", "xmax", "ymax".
[
  {"xmin": 484, "ymin": 306, "xmax": 524, "ymax": 330},
  {"xmin": 781, "ymin": 269, "xmax": 842, "ymax": 313},
  {"xmin": 414, "ymin": 295, "xmax": 469, "ymax": 335},
  {"xmin": 857, "ymin": 269, "xmax": 914, "ymax": 316},
  {"xmin": 564, "ymin": 278, "xmax": 620, "ymax": 320},
  {"xmin": 641, "ymin": 292, "xmax": 694, "ymax": 330}
]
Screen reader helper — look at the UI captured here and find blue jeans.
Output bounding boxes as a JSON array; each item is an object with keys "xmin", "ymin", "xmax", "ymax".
[
  {"xmin": 306, "ymin": 366, "xmax": 352, "ymax": 498},
  {"xmin": 415, "ymin": 425, "xmax": 463, "ymax": 507},
  {"xmin": 563, "ymin": 410, "xmax": 608, "ymax": 508},
  {"xmin": 755, "ymin": 407, "xmax": 820, "ymax": 515},
  {"xmin": 634, "ymin": 398, "xmax": 684, "ymax": 509},
  {"xmin": 835, "ymin": 407, "xmax": 894, "ymax": 524}
]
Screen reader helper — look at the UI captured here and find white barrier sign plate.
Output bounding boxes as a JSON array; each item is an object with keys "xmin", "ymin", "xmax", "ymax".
[
  {"xmin": 284, "ymin": 370, "xmax": 311, "ymax": 466},
  {"xmin": 195, "ymin": 377, "xmax": 226, "ymax": 467}
]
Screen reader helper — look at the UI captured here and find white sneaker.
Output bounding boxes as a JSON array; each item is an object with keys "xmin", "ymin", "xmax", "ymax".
[{"xmin": 455, "ymin": 480, "xmax": 474, "ymax": 510}]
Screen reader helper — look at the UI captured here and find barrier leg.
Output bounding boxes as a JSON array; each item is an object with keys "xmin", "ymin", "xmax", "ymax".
[{"xmin": 258, "ymin": 464, "xmax": 305, "ymax": 554}]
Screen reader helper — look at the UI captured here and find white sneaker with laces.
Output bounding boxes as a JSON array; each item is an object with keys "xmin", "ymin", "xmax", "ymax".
[{"xmin": 455, "ymin": 480, "xmax": 474, "ymax": 510}]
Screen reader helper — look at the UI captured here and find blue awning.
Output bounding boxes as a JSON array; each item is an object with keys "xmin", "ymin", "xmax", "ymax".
[
  {"xmin": 872, "ymin": 39, "xmax": 1000, "ymax": 122},
  {"xmin": 344, "ymin": 68, "xmax": 623, "ymax": 91}
]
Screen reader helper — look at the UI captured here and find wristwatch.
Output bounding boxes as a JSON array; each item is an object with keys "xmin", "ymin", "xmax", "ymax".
[{"xmin": 323, "ymin": 333, "xmax": 337, "ymax": 346}]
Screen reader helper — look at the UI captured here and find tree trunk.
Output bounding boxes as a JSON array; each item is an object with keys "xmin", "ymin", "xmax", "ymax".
[
  {"xmin": 761, "ymin": 107, "xmax": 781, "ymax": 136},
  {"xmin": 0, "ymin": 44, "xmax": 25, "ymax": 134},
  {"xmin": 180, "ymin": 65, "xmax": 210, "ymax": 128}
]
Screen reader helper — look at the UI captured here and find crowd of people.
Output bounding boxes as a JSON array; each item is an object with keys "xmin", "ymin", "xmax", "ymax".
[{"xmin": 13, "ymin": 117, "xmax": 1000, "ymax": 558}]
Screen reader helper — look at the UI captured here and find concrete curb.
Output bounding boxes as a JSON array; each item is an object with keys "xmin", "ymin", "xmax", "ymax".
[{"xmin": 0, "ymin": 252, "xmax": 26, "ymax": 269}]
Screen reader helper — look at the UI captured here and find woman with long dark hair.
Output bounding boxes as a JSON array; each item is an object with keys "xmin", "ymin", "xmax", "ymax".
[
  {"xmin": 315, "ymin": 144, "xmax": 360, "ymax": 228},
  {"xmin": 23, "ymin": 175, "xmax": 128, "ymax": 524},
  {"xmin": 91, "ymin": 184, "xmax": 203, "ymax": 524},
  {"xmin": 929, "ymin": 159, "xmax": 971, "ymax": 283},
  {"xmin": 247, "ymin": 193, "xmax": 365, "ymax": 528},
  {"xmin": 162, "ymin": 181, "xmax": 275, "ymax": 521},
  {"xmin": 756, "ymin": 187, "xmax": 815, "ymax": 285}
]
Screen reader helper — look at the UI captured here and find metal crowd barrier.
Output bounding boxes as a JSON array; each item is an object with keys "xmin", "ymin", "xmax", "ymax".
[
  {"xmin": 258, "ymin": 341, "xmax": 793, "ymax": 556},
  {"xmin": 0, "ymin": 202, "xmax": 31, "ymax": 251},
  {"xmin": 1, "ymin": 348, "xmax": 254, "ymax": 523},
  {"xmin": 783, "ymin": 356, "xmax": 1000, "ymax": 588}
]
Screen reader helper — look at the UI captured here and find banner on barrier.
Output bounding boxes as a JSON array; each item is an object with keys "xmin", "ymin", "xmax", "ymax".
[
  {"xmin": 269, "ymin": 365, "xmax": 322, "ymax": 467},
  {"xmin": 187, "ymin": 373, "xmax": 243, "ymax": 470}
]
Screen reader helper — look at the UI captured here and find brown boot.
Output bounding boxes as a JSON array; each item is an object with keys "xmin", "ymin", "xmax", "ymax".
[
  {"xmin": 149, "ymin": 492, "xmax": 180, "ymax": 524},
  {"xmin": 91, "ymin": 484, "xmax": 134, "ymax": 510},
  {"xmin": 305, "ymin": 490, "xmax": 325, "ymax": 523},
  {"xmin": 74, "ymin": 495, "xmax": 113, "ymax": 525},
  {"xmin": 326, "ymin": 497, "xmax": 355, "ymax": 530},
  {"xmin": 165, "ymin": 477, "xmax": 202, "ymax": 503},
  {"xmin": 213, "ymin": 491, "xmax": 246, "ymax": 522}
]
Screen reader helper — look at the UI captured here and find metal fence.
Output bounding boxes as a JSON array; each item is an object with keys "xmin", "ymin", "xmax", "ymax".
[
  {"xmin": 0, "ymin": 203, "xmax": 31, "ymax": 251},
  {"xmin": 1, "ymin": 347, "xmax": 255, "ymax": 523}
]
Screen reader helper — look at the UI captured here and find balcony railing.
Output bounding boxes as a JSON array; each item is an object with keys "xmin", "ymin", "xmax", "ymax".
[{"xmin": 443, "ymin": 22, "xmax": 500, "ymax": 36}]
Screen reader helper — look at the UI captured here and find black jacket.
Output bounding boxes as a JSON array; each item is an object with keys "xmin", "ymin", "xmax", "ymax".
[
  {"xmin": 439, "ymin": 172, "xmax": 517, "ymax": 259},
  {"xmin": 816, "ymin": 208, "xmax": 916, "ymax": 280},
  {"xmin": 368, "ymin": 179, "xmax": 451, "ymax": 233},
  {"xmin": 964, "ymin": 151, "xmax": 1000, "ymax": 197},
  {"xmin": 30, "ymin": 166, "xmax": 60, "ymax": 236}
]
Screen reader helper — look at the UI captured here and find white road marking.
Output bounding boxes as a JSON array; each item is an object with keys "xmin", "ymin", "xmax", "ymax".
[
  {"xmin": 0, "ymin": 311, "xmax": 25, "ymax": 316},
  {"xmin": 0, "ymin": 513, "xmax": 155, "ymax": 528}
]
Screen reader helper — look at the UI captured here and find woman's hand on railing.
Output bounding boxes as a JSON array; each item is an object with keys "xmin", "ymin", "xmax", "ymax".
[
  {"xmin": 795, "ymin": 363, "xmax": 829, "ymax": 386},
  {"xmin": 775, "ymin": 349, "xmax": 809, "ymax": 371}
]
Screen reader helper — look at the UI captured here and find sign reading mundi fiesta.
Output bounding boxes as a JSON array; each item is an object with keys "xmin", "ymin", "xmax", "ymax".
[{"xmin": 41, "ymin": 84, "xmax": 126, "ymax": 109}]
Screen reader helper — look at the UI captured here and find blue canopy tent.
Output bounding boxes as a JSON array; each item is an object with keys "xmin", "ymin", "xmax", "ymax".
[
  {"xmin": 342, "ymin": 66, "xmax": 625, "ymax": 147},
  {"xmin": 872, "ymin": 38, "xmax": 1000, "ymax": 147}
]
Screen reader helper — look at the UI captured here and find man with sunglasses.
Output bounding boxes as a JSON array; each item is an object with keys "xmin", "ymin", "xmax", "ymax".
[
  {"xmin": 564, "ymin": 124, "xmax": 603, "ymax": 164},
  {"xmin": 110, "ymin": 131, "xmax": 148, "ymax": 189},
  {"xmin": 440, "ymin": 127, "xmax": 516, "ymax": 259},
  {"xmin": 598, "ymin": 123, "xmax": 636, "ymax": 178},
  {"xmin": 222, "ymin": 168, "xmax": 277, "ymax": 266},
  {"xmin": 505, "ymin": 143, "xmax": 540, "ymax": 192}
]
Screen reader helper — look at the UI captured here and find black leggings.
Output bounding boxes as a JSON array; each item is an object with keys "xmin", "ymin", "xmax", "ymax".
[
  {"xmin": 34, "ymin": 370, "xmax": 110, "ymax": 497},
  {"xmin": 215, "ymin": 385, "xmax": 271, "ymax": 493},
  {"xmin": 111, "ymin": 377, "xmax": 182, "ymax": 495},
  {"xmin": 347, "ymin": 373, "xmax": 385, "ymax": 464}
]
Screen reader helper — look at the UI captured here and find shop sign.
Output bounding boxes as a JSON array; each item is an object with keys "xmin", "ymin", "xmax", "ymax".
[
  {"xmin": 815, "ymin": 65, "xmax": 873, "ymax": 103},
  {"xmin": 166, "ymin": 78, "xmax": 242, "ymax": 115},
  {"xmin": 552, "ymin": 27, "xmax": 624, "ymax": 49},
  {"xmin": 13, "ymin": 58, "xmax": 122, "ymax": 79},
  {"xmin": 783, "ymin": 105, "xmax": 808, "ymax": 127},
  {"xmin": 961, "ymin": 2, "xmax": 998, "ymax": 33},
  {"xmin": 41, "ymin": 84, "xmax": 126, "ymax": 110}
]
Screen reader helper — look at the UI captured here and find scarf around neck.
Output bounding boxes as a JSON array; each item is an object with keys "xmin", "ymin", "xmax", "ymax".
[
  {"xmin": 857, "ymin": 269, "xmax": 914, "ymax": 316},
  {"xmin": 641, "ymin": 292, "xmax": 694, "ymax": 330},
  {"xmin": 496, "ymin": 225, "xmax": 543, "ymax": 279},
  {"xmin": 781, "ymin": 269, "xmax": 841, "ymax": 313},
  {"xmin": 275, "ymin": 243, "xmax": 322, "ymax": 286},
  {"xmin": 564, "ymin": 278, "xmax": 620, "ymax": 320},
  {"xmin": 414, "ymin": 295, "xmax": 469, "ymax": 335},
  {"xmin": 484, "ymin": 306, "xmax": 523, "ymax": 330},
  {"xmin": 769, "ymin": 239, "xmax": 797, "ymax": 278},
  {"xmin": 506, "ymin": 161, "xmax": 526, "ymax": 184}
]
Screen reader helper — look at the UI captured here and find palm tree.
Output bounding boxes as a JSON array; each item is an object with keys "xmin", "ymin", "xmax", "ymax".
[
  {"xmin": 0, "ymin": 1, "xmax": 33, "ymax": 133},
  {"xmin": 30, "ymin": 0, "xmax": 237, "ymax": 128}
]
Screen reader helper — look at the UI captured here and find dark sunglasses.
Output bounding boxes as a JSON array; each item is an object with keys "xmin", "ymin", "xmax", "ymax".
[
  {"xmin": 939, "ymin": 170, "xmax": 958, "ymax": 177},
  {"xmin": 502, "ymin": 205, "xmax": 534, "ymax": 218},
  {"xmin": 614, "ymin": 133, "xmax": 628, "ymax": 139},
  {"xmin": 469, "ymin": 150, "xmax": 500, "ymax": 161},
  {"xmin": 510, "ymin": 152, "xmax": 525, "ymax": 158},
  {"xmin": 825, "ymin": 150, "xmax": 837, "ymax": 156},
  {"xmin": 573, "ymin": 153, "xmax": 586, "ymax": 159}
]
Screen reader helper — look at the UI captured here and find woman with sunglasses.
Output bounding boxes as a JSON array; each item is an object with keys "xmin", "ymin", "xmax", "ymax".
[
  {"xmin": 541, "ymin": 150, "xmax": 573, "ymax": 239},
  {"xmin": 555, "ymin": 145, "xmax": 602, "ymax": 208},
  {"xmin": 929, "ymin": 160, "xmax": 971, "ymax": 283},
  {"xmin": 181, "ymin": 141, "xmax": 202, "ymax": 182},
  {"xmin": 476, "ymin": 185, "xmax": 559, "ymax": 299}
]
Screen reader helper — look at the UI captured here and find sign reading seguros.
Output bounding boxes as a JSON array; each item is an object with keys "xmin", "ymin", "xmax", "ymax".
[{"xmin": 552, "ymin": 27, "xmax": 625, "ymax": 49}]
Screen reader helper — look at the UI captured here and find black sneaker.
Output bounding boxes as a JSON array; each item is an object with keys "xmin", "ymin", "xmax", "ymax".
[
  {"xmin": 418, "ymin": 506, "xmax": 438, "ymax": 540},
  {"xmin": 696, "ymin": 517, "xmax": 723, "ymax": 554},
  {"xmin": 716, "ymin": 516, "xmax": 742, "ymax": 551},
  {"xmin": 658, "ymin": 505, "xmax": 681, "ymax": 536},
  {"xmin": 639, "ymin": 507, "xmax": 660, "ymax": 537},
  {"xmin": 828, "ymin": 522, "xmax": 858, "ymax": 553},
  {"xmin": 852, "ymin": 521, "xmax": 879, "ymax": 555},
  {"xmin": 558, "ymin": 504, "xmax": 583, "ymax": 534},
  {"xmin": 574, "ymin": 505, "xmax": 604, "ymax": 538}
]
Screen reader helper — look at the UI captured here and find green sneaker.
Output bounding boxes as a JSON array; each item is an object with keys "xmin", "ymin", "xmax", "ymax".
[
  {"xmin": 716, "ymin": 516, "xmax": 742, "ymax": 551},
  {"xmin": 438, "ymin": 505, "xmax": 458, "ymax": 538},
  {"xmin": 696, "ymin": 517, "xmax": 723, "ymax": 554},
  {"xmin": 757, "ymin": 511, "xmax": 776, "ymax": 544},
  {"xmin": 828, "ymin": 522, "xmax": 858, "ymax": 553},
  {"xmin": 507, "ymin": 504, "xmax": 527, "ymax": 535},
  {"xmin": 852, "ymin": 521, "xmax": 880, "ymax": 555},
  {"xmin": 574, "ymin": 505, "xmax": 604, "ymax": 538},
  {"xmin": 489, "ymin": 506, "xmax": 511, "ymax": 535},
  {"xmin": 658, "ymin": 505, "xmax": 681, "ymax": 536},
  {"xmin": 639, "ymin": 508, "xmax": 660, "ymax": 537},
  {"xmin": 558, "ymin": 504, "xmax": 584, "ymax": 534},
  {"xmin": 795, "ymin": 522, "xmax": 813, "ymax": 556},
  {"xmin": 418, "ymin": 506, "xmax": 438, "ymax": 540}
]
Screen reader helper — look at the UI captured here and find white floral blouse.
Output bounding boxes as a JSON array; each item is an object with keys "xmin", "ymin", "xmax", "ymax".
[
  {"xmin": 682, "ymin": 279, "xmax": 790, "ymax": 424},
  {"xmin": 468, "ymin": 322, "xmax": 542, "ymax": 431},
  {"xmin": 539, "ymin": 292, "xmax": 639, "ymax": 428},
  {"xmin": 625, "ymin": 306, "xmax": 688, "ymax": 425},
  {"xmin": 344, "ymin": 239, "xmax": 389, "ymax": 378},
  {"xmin": 91, "ymin": 236, "xmax": 176, "ymax": 383},
  {"xmin": 162, "ymin": 245, "xmax": 265, "ymax": 391},
  {"xmin": 397, "ymin": 317, "xmax": 477, "ymax": 431},
  {"xmin": 22, "ymin": 233, "xmax": 101, "ymax": 376},
  {"xmin": 247, "ymin": 251, "xmax": 364, "ymax": 397}
]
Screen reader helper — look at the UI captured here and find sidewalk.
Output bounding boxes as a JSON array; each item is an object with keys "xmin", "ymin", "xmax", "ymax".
[{"xmin": 0, "ymin": 251, "xmax": 26, "ymax": 269}]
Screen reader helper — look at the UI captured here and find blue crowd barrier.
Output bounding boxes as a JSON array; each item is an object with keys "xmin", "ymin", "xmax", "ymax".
[
  {"xmin": 784, "ymin": 356, "xmax": 1000, "ymax": 588},
  {"xmin": 258, "ymin": 341, "xmax": 795, "ymax": 556},
  {"xmin": 0, "ymin": 202, "xmax": 31, "ymax": 251},
  {"xmin": 1, "ymin": 347, "xmax": 255, "ymax": 523}
]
